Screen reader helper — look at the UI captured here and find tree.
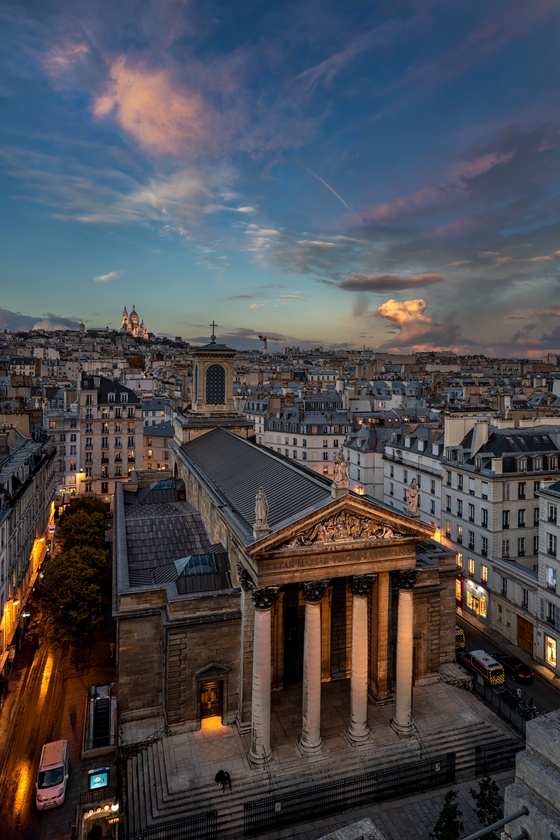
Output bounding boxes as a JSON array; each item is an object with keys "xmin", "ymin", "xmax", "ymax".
[
  {"xmin": 57, "ymin": 509, "xmax": 107, "ymax": 553},
  {"xmin": 470, "ymin": 775, "xmax": 503, "ymax": 838},
  {"xmin": 36, "ymin": 547, "xmax": 106, "ymax": 649},
  {"xmin": 429, "ymin": 789, "xmax": 464, "ymax": 840}
]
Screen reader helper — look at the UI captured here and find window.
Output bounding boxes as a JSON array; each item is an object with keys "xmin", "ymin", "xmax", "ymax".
[
  {"xmin": 323, "ymin": 466, "xmax": 329, "ymax": 475},
  {"xmin": 128, "ymin": 408, "xmax": 135, "ymax": 418},
  {"xmin": 502, "ymin": 539, "xmax": 510, "ymax": 559},
  {"xmin": 147, "ymin": 449, "xmax": 153, "ymax": 458},
  {"xmin": 548, "ymin": 533, "xmax": 557, "ymax": 557},
  {"xmin": 534, "ymin": 535, "xmax": 539, "ymax": 554},
  {"xmin": 546, "ymin": 567, "xmax": 557, "ymax": 591},
  {"xmin": 293, "ymin": 450, "xmax": 297, "ymax": 459},
  {"xmin": 505, "ymin": 483, "xmax": 510, "ymax": 500},
  {"xmin": 85, "ymin": 453, "xmax": 92, "ymax": 464},
  {"xmin": 389, "ymin": 482, "xmax": 394, "ymax": 496},
  {"xmin": 292, "ymin": 438, "xmax": 297, "ymax": 446},
  {"xmin": 456, "ymin": 499, "xmax": 462, "ymax": 517},
  {"xmin": 86, "ymin": 423, "xmax": 93, "ymax": 434},
  {"xmin": 115, "ymin": 437, "xmax": 122, "ymax": 449},
  {"xmin": 302, "ymin": 451, "xmax": 307, "ymax": 461},
  {"xmin": 59, "ymin": 434, "xmax": 66, "ymax": 442},
  {"xmin": 101, "ymin": 437, "xmax": 109, "ymax": 449},
  {"xmin": 108, "ymin": 392, "xmax": 115, "ymax": 402},
  {"xmin": 547, "ymin": 601, "xmax": 556, "ymax": 625},
  {"xmin": 85, "ymin": 437, "xmax": 93, "ymax": 449},
  {"xmin": 502, "ymin": 510, "xmax": 510, "ymax": 529},
  {"xmin": 534, "ymin": 457, "xmax": 542, "ymax": 471},
  {"xmin": 86, "ymin": 408, "xmax": 93, "ymax": 420},
  {"xmin": 114, "ymin": 451, "xmax": 122, "ymax": 463},
  {"xmin": 469, "ymin": 477, "xmax": 475, "ymax": 496},
  {"xmin": 518, "ymin": 509, "xmax": 526, "ymax": 528},
  {"xmin": 534, "ymin": 481, "xmax": 541, "ymax": 495},
  {"xmin": 481, "ymin": 536, "xmax": 488, "ymax": 557},
  {"xmin": 69, "ymin": 445, "xmax": 76, "ymax": 455},
  {"xmin": 446, "ymin": 470, "xmax": 452, "ymax": 486},
  {"xmin": 468, "ymin": 557, "xmax": 475, "ymax": 576},
  {"xmin": 115, "ymin": 407, "xmax": 121, "ymax": 418},
  {"xmin": 518, "ymin": 482, "xmax": 526, "ymax": 499},
  {"xmin": 101, "ymin": 423, "xmax": 109, "ymax": 434},
  {"xmin": 86, "ymin": 394, "xmax": 93, "ymax": 405},
  {"xmin": 322, "ymin": 438, "xmax": 328, "ymax": 447},
  {"xmin": 481, "ymin": 508, "xmax": 488, "ymax": 528},
  {"xmin": 390, "ymin": 465, "xmax": 394, "ymax": 478},
  {"xmin": 518, "ymin": 537, "xmax": 525, "ymax": 557},
  {"xmin": 522, "ymin": 588, "xmax": 529, "ymax": 609},
  {"xmin": 403, "ymin": 469, "xmax": 408, "ymax": 483},
  {"xmin": 128, "ymin": 436, "xmax": 135, "ymax": 448},
  {"xmin": 545, "ymin": 635, "xmax": 557, "ymax": 668},
  {"xmin": 128, "ymin": 450, "xmax": 135, "ymax": 463},
  {"xmin": 445, "ymin": 520, "xmax": 451, "ymax": 538},
  {"xmin": 115, "ymin": 466, "xmax": 122, "ymax": 477},
  {"xmin": 302, "ymin": 439, "xmax": 307, "ymax": 447},
  {"xmin": 481, "ymin": 481, "xmax": 488, "ymax": 499},
  {"xmin": 481, "ymin": 564, "xmax": 488, "ymax": 583},
  {"xmin": 101, "ymin": 466, "xmax": 108, "ymax": 478},
  {"xmin": 120, "ymin": 392, "xmax": 128, "ymax": 403},
  {"xmin": 468, "ymin": 503, "xmax": 475, "ymax": 522},
  {"xmin": 446, "ymin": 495, "xmax": 451, "ymax": 512},
  {"xmin": 333, "ymin": 439, "xmax": 339, "ymax": 448},
  {"xmin": 164, "ymin": 451, "xmax": 169, "ymax": 461},
  {"xmin": 534, "ymin": 508, "xmax": 540, "ymax": 526},
  {"xmin": 323, "ymin": 452, "xmax": 329, "ymax": 461},
  {"xmin": 468, "ymin": 530, "xmax": 475, "ymax": 550},
  {"xmin": 457, "ymin": 474, "xmax": 463, "ymax": 491},
  {"xmin": 102, "ymin": 408, "xmax": 109, "ymax": 419},
  {"xmin": 70, "ymin": 433, "xmax": 77, "ymax": 442},
  {"xmin": 85, "ymin": 481, "xmax": 92, "ymax": 493},
  {"xmin": 431, "ymin": 479, "xmax": 435, "ymax": 494},
  {"xmin": 549, "ymin": 503, "xmax": 558, "ymax": 524},
  {"xmin": 430, "ymin": 500, "xmax": 435, "ymax": 515},
  {"xmin": 49, "ymin": 420, "xmax": 56, "ymax": 429},
  {"xmin": 456, "ymin": 552, "xmax": 463, "ymax": 569},
  {"xmin": 101, "ymin": 481, "xmax": 109, "ymax": 494},
  {"xmin": 551, "ymin": 457, "xmax": 558, "ymax": 470},
  {"xmin": 457, "ymin": 524, "xmax": 463, "ymax": 544},
  {"xmin": 501, "ymin": 577, "xmax": 508, "ymax": 597}
]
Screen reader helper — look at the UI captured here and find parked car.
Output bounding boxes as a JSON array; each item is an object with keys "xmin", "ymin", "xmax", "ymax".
[{"xmin": 492, "ymin": 653, "xmax": 534, "ymax": 684}]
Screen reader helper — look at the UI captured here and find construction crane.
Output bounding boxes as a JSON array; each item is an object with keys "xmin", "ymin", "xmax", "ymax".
[{"xmin": 258, "ymin": 335, "xmax": 268, "ymax": 352}]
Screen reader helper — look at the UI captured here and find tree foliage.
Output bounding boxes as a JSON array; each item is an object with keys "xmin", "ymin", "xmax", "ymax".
[
  {"xmin": 429, "ymin": 789, "xmax": 464, "ymax": 840},
  {"xmin": 57, "ymin": 509, "xmax": 106, "ymax": 553},
  {"xmin": 37, "ymin": 546, "xmax": 107, "ymax": 649},
  {"xmin": 470, "ymin": 775, "xmax": 503, "ymax": 838}
]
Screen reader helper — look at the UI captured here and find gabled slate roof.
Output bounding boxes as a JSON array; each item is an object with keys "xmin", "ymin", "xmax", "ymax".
[{"xmin": 180, "ymin": 427, "xmax": 333, "ymax": 537}]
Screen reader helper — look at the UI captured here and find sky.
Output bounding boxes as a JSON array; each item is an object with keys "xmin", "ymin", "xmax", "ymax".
[{"xmin": 1, "ymin": 0, "xmax": 560, "ymax": 356}]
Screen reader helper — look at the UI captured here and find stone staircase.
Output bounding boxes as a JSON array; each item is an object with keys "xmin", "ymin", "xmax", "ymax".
[{"xmin": 125, "ymin": 712, "xmax": 521, "ymax": 838}]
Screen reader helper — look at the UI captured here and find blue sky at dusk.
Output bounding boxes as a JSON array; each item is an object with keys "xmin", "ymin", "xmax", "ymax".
[{"xmin": 1, "ymin": 0, "xmax": 560, "ymax": 355}]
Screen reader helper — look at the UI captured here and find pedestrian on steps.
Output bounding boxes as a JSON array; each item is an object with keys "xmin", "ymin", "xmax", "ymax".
[{"xmin": 223, "ymin": 770, "xmax": 232, "ymax": 790}]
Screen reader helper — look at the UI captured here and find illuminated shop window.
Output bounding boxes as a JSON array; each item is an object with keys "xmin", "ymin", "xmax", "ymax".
[{"xmin": 546, "ymin": 635, "xmax": 557, "ymax": 668}]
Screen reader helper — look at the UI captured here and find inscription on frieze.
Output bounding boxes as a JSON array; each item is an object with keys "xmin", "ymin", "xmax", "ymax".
[{"xmin": 284, "ymin": 513, "xmax": 400, "ymax": 548}]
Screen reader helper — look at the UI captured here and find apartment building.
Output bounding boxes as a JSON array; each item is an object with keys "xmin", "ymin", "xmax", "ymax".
[
  {"xmin": 79, "ymin": 375, "xmax": 142, "ymax": 498},
  {"xmin": 0, "ymin": 428, "xmax": 56, "ymax": 663},
  {"xmin": 143, "ymin": 421, "xmax": 173, "ymax": 471},
  {"xmin": 442, "ymin": 421, "xmax": 560, "ymax": 657},
  {"xmin": 44, "ymin": 397, "xmax": 80, "ymax": 504},
  {"xmin": 382, "ymin": 423, "xmax": 444, "ymax": 527},
  {"xmin": 535, "ymin": 480, "xmax": 560, "ymax": 676},
  {"xmin": 263, "ymin": 396, "xmax": 350, "ymax": 479}
]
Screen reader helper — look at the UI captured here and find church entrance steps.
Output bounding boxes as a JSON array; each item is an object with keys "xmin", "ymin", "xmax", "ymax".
[{"xmin": 124, "ymin": 681, "xmax": 522, "ymax": 838}]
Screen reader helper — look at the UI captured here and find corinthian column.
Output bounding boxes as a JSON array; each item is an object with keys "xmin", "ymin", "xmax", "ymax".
[
  {"xmin": 392, "ymin": 569, "xmax": 418, "ymax": 737},
  {"xmin": 346, "ymin": 574, "xmax": 376, "ymax": 745},
  {"xmin": 298, "ymin": 579, "xmax": 330, "ymax": 756},
  {"xmin": 249, "ymin": 586, "xmax": 279, "ymax": 765}
]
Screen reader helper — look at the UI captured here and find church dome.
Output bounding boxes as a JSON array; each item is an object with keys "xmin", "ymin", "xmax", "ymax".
[{"xmin": 130, "ymin": 305, "xmax": 139, "ymax": 325}]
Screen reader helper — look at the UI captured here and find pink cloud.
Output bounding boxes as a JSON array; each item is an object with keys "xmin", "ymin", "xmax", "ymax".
[
  {"xmin": 449, "ymin": 151, "xmax": 514, "ymax": 180},
  {"xmin": 94, "ymin": 57, "xmax": 213, "ymax": 156}
]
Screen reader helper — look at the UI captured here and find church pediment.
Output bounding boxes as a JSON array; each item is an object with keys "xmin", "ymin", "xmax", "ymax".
[{"xmin": 248, "ymin": 496, "xmax": 433, "ymax": 555}]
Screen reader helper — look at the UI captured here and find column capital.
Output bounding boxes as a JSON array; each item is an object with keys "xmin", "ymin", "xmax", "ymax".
[
  {"xmin": 237, "ymin": 563, "xmax": 255, "ymax": 591},
  {"xmin": 301, "ymin": 579, "xmax": 330, "ymax": 603},
  {"xmin": 252, "ymin": 586, "xmax": 279, "ymax": 611},
  {"xmin": 349, "ymin": 574, "xmax": 377, "ymax": 597},
  {"xmin": 396, "ymin": 569, "xmax": 418, "ymax": 590}
]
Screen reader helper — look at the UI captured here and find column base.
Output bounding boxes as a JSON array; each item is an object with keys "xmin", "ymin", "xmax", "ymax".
[
  {"xmin": 248, "ymin": 746, "xmax": 272, "ymax": 767},
  {"xmin": 297, "ymin": 736, "xmax": 323, "ymax": 757},
  {"xmin": 390, "ymin": 718, "xmax": 415, "ymax": 738},
  {"xmin": 345, "ymin": 726, "xmax": 371, "ymax": 746}
]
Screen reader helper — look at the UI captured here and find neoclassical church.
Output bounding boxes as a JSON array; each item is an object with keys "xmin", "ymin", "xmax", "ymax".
[
  {"xmin": 113, "ymin": 334, "xmax": 457, "ymax": 765},
  {"xmin": 120, "ymin": 304, "xmax": 148, "ymax": 339}
]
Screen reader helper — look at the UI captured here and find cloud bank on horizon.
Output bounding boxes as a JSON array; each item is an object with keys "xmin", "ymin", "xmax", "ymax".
[{"xmin": 1, "ymin": 0, "xmax": 560, "ymax": 356}]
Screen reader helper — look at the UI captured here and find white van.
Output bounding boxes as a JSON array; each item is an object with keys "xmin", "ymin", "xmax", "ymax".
[{"xmin": 35, "ymin": 739, "xmax": 69, "ymax": 810}]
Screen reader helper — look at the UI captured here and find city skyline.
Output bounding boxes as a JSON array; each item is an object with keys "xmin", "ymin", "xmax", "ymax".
[{"xmin": 1, "ymin": 0, "xmax": 560, "ymax": 355}]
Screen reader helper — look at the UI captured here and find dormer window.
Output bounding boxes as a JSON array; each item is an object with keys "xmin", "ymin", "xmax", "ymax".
[
  {"xmin": 518, "ymin": 458, "xmax": 527, "ymax": 472},
  {"xmin": 108, "ymin": 392, "xmax": 115, "ymax": 403},
  {"xmin": 120, "ymin": 393, "xmax": 128, "ymax": 403}
]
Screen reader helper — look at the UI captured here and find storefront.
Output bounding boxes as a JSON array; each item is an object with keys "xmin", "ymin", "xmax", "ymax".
[
  {"xmin": 464, "ymin": 579, "xmax": 489, "ymax": 621},
  {"xmin": 544, "ymin": 632, "xmax": 558, "ymax": 674}
]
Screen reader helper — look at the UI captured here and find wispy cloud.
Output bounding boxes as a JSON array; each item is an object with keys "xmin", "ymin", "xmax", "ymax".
[
  {"xmin": 94, "ymin": 269, "xmax": 122, "ymax": 282},
  {"xmin": 337, "ymin": 273, "xmax": 445, "ymax": 293}
]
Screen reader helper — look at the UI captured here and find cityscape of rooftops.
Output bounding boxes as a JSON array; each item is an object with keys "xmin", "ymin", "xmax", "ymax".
[{"xmin": 1, "ymin": 1, "xmax": 559, "ymax": 356}]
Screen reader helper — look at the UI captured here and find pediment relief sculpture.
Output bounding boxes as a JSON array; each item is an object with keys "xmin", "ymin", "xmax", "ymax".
[{"xmin": 284, "ymin": 512, "xmax": 402, "ymax": 548}]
